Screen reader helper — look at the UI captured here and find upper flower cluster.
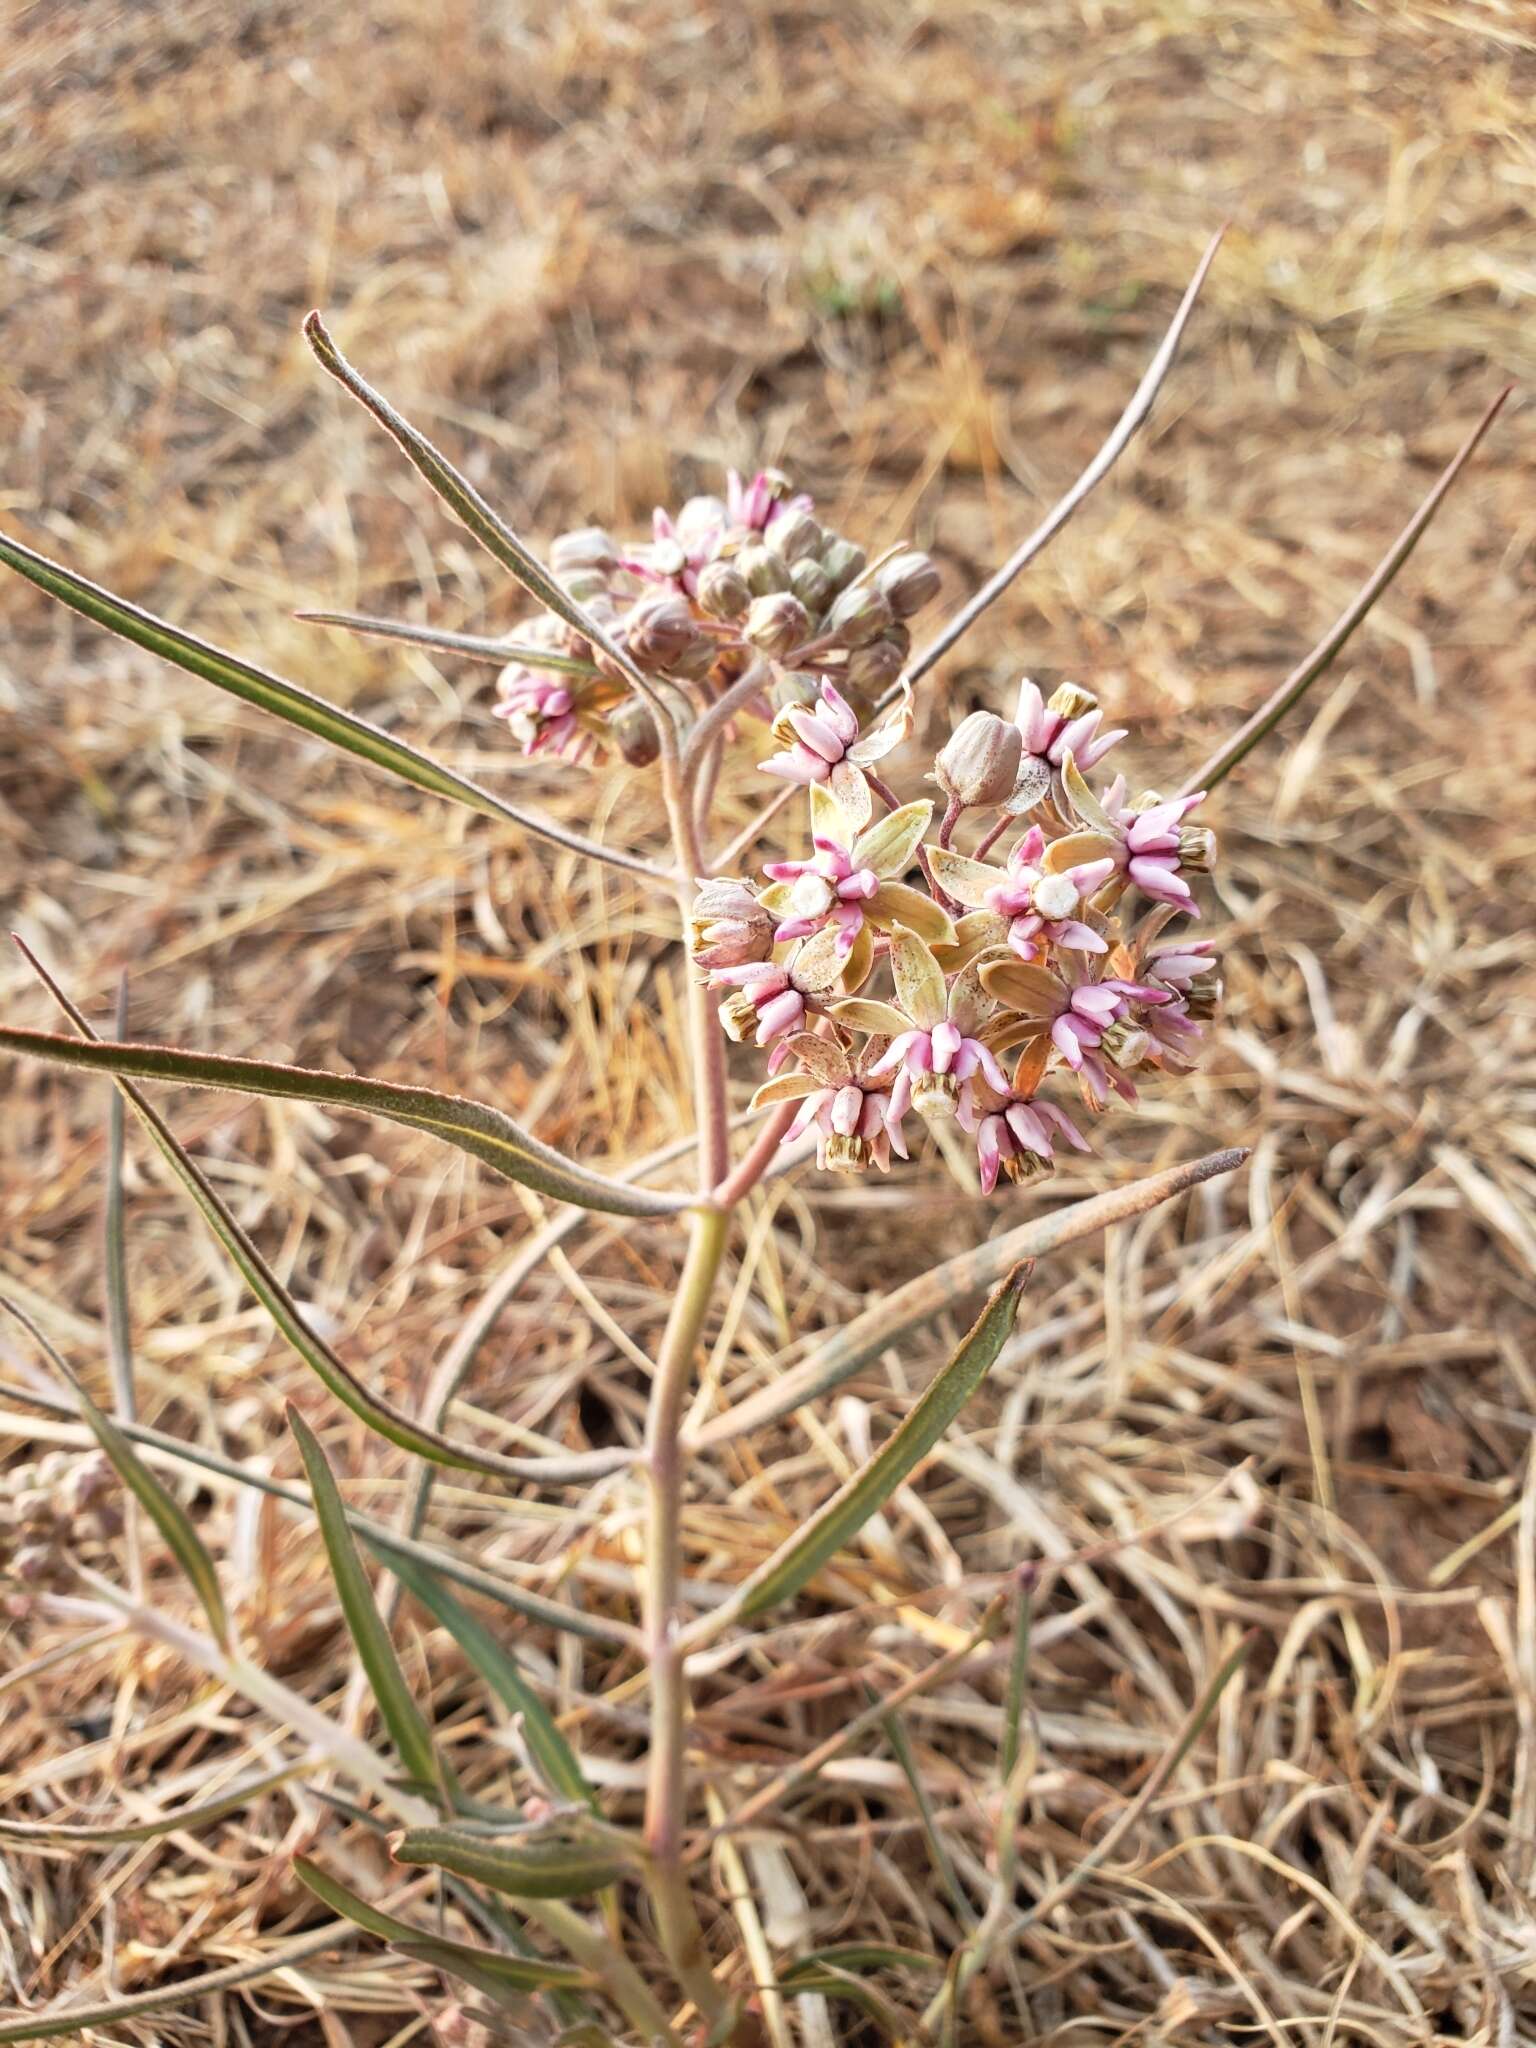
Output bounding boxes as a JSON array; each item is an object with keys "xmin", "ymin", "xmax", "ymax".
[
  {"xmin": 694, "ymin": 674, "xmax": 1221, "ymax": 1195},
  {"xmin": 492, "ymin": 471, "xmax": 940, "ymax": 766}
]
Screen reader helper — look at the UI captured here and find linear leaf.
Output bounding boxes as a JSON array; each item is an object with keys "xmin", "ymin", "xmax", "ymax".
[
  {"xmin": 0, "ymin": 1765, "xmax": 303, "ymax": 1848},
  {"xmin": 876, "ymin": 1695, "xmax": 972, "ymax": 1928},
  {"xmin": 786, "ymin": 1945, "xmax": 940, "ymax": 1978},
  {"xmin": 288, "ymin": 1408, "xmax": 442, "ymax": 1794},
  {"xmin": 296, "ymin": 1857, "xmax": 587, "ymax": 1992},
  {"xmin": 0, "ymin": 1023, "xmax": 687, "ymax": 1217},
  {"xmin": 735, "ymin": 1266, "xmax": 1030, "ymax": 1618},
  {"xmin": 777, "ymin": 1962, "xmax": 912, "ymax": 2037},
  {"xmin": 385, "ymin": 1554, "xmax": 597, "ymax": 1811},
  {"xmin": 0, "ymin": 531, "xmax": 666, "ymax": 882},
  {"xmin": 391, "ymin": 1824, "xmax": 629, "ymax": 1900},
  {"xmin": 297, "ymin": 609, "xmax": 602, "ymax": 675},
  {"xmin": 12, "ymin": 941, "xmax": 654, "ymax": 1484},
  {"xmin": 12, "ymin": 1309, "xmax": 229, "ymax": 1647},
  {"xmin": 302, "ymin": 317, "xmax": 654, "ymax": 705}
]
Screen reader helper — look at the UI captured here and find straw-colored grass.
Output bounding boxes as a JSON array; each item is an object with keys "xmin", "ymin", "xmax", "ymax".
[{"xmin": 2, "ymin": 0, "xmax": 1535, "ymax": 2041}]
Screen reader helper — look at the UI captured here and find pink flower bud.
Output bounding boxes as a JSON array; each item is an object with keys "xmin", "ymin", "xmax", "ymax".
[
  {"xmin": 934, "ymin": 710, "xmax": 1024, "ymax": 809},
  {"xmin": 744, "ymin": 592, "xmax": 811, "ymax": 658},
  {"xmin": 876, "ymin": 549, "xmax": 941, "ymax": 619}
]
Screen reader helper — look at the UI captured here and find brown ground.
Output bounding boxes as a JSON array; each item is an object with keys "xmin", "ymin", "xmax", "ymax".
[{"xmin": 3, "ymin": 1, "xmax": 1536, "ymax": 2043}]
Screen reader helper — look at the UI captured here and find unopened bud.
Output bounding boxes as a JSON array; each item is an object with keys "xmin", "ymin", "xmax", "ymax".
[
  {"xmin": 934, "ymin": 710, "xmax": 1024, "ymax": 809},
  {"xmin": 876, "ymin": 549, "xmax": 941, "ymax": 619},
  {"xmin": 789, "ymin": 558, "xmax": 833, "ymax": 614},
  {"xmin": 771, "ymin": 670, "xmax": 823, "ymax": 715},
  {"xmin": 626, "ymin": 594, "xmax": 704, "ymax": 670},
  {"xmin": 696, "ymin": 559, "xmax": 751, "ymax": 621},
  {"xmin": 607, "ymin": 699, "xmax": 662, "ymax": 767},
  {"xmin": 737, "ymin": 544, "xmax": 791, "ymax": 596},
  {"xmin": 1177, "ymin": 826, "xmax": 1218, "ymax": 872},
  {"xmin": 1101, "ymin": 1018, "xmax": 1151, "ymax": 1069},
  {"xmin": 843, "ymin": 633, "xmax": 907, "ymax": 693},
  {"xmin": 825, "ymin": 582, "xmax": 894, "ymax": 649},
  {"xmin": 819, "ymin": 538, "xmax": 867, "ymax": 593},
  {"xmin": 689, "ymin": 880, "xmax": 773, "ymax": 971},
  {"xmin": 744, "ymin": 592, "xmax": 811, "ymax": 658},
  {"xmin": 769, "ymin": 510, "xmax": 822, "ymax": 564},
  {"xmin": 1046, "ymin": 680, "xmax": 1098, "ymax": 722},
  {"xmin": 550, "ymin": 528, "xmax": 617, "ymax": 576}
]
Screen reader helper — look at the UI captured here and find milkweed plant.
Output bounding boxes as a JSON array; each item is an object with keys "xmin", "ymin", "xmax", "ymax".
[{"xmin": 0, "ymin": 233, "xmax": 1505, "ymax": 2046}]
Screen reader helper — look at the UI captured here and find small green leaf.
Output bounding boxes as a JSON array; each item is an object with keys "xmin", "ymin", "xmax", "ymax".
[
  {"xmin": 1000, "ymin": 1572, "xmax": 1034, "ymax": 1783},
  {"xmin": 288, "ymin": 1409, "xmax": 441, "ymax": 1794},
  {"xmin": 735, "ymin": 1265, "xmax": 1030, "ymax": 1618},
  {"xmin": 303, "ymin": 317, "xmax": 652, "ymax": 704},
  {"xmin": 786, "ymin": 1944, "xmax": 940, "ymax": 1977},
  {"xmin": 296, "ymin": 609, "xmax": 602, "ymax": 676},
  {"xmin": 777, "ymin": 1962, "xmax": 913, "ymax": 2037},
  {"xmin": 0, "ymin": 531, "xmax": 665, "ymax": 883},
  {"xmin": 391, "ymin": 1823, "xmax": 630, "ymax": 1900},
  {"xmin": 384, "ymin": 1554, "xmax": 597, "ymax": 1812},
  {"xmin": 296, "ymin": 1857, "xmax": 588, "ymax": 1993},
  {"xmin": 0, "ymin": 1765, "xmax": 302, "ymax": 1848},
  {"xmin": 0, "ymin": 1024, "xmax": 687, "ymax": 1218},
  {"xmin": 876, "ymin": 1697, "xmax": 972, "ymax": 1928}
]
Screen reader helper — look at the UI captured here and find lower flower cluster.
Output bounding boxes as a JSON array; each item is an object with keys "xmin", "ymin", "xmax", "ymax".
[{"xmin": 695, "ymin": 677, "xmax": 1221, "ymax": 1194}]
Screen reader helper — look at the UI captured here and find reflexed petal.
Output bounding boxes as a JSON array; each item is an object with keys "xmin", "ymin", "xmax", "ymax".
[{"xmin": 866, "ymin": 881, "xmax": 956, "ymax": 947}]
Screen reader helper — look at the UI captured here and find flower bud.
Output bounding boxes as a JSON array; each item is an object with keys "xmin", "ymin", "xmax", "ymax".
[
  {"xmin": 744, "ymin": 592, "xmax": 811, "ymax": 659},
  {"xmin": 842, "ymin": 632, "xmax": 907, "ymax": 693},
  {"xmin": 771, "ymin": 670, "xmax": 824, "ymax": 715},
  {"xmin": 737, "ymin": 544, "xmax": 791, "ymax": 596},
  {"xmin": 769, "ymin": 509, "xmax": 822, "ymax": 564},
  {"xmin": 933, "ymin": 710, "xmax": 1024, "ymax": 809},
  {"xmin": 819, "ymin": 538, "xmax": 867, "ymax": 592},
  {"xmin": 550, "ymin": 527, "xmax": 618, "ymax": 576},
  {"xmin": 1046, "ymin": 680, "xmax": 1098, "ymax": 722},
  {"xmin": 606, "ymin": 699, "xmax": 662, "ymax": 767},
  {"xmin": 689, "ymin": 879, "xmax": 774, "ymax": 971},
  {"xmin": 626, "ymin": 593, "xmax": 705, "ymax": 670},
  {"xmin": 825, "ymin": 582, "xmax": 894, "ymax": 649},
  {"xmin": 789, "ymin": 558, "xmax": 833, "ymax": 614},
  {"xmin": 876, "ymin": 549, "xmax": 941, "ymax": 618},
  {"xmin": 1177, "ymin": 826, "xmax": 1218, "ymax": 873},
  {"xmin": 696, "ymin": 559, "xmax": 751, "ymax": 620}
]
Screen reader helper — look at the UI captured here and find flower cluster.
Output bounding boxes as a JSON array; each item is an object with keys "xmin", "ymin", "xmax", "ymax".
[
  {"xmin": 493, "ymin": 471, "xmax": 939, "ymax": 766},
  {"xmin": 0, "ymin": 1450, "xmax": 121, "ymax": 1605},
  {"xmin": 694, "ymin": 675, "xmax": 1221, "ymax": 1194}
]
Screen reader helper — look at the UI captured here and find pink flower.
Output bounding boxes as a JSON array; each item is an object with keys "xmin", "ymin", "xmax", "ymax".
[
  {"xmin": 765, "ymin": 838, "xmax": 880, "ymax": 958},
  {"xmin": 626, "ymin": 497, "xmax": 728, "ymax": 596},
  {"xmin": 1047, "ymin": 976, "xmax": 1167, "ymax": 1068},
  {"xmin": 1099, "ymin": 780, "xmax": 1208, "ymax": 912},
  {"xmin": 1146, "ymin": 937, "xmax": 1218, "ymax": 991},
  {"xmin": 983, "ymin": 825, "xmax": 1115, "ymax": 962},
  {"xmin": 869, "ymin": 1019, "xmax": 1009, "ymax": 1126},
  {"xmin": 1015, "ymin": 678, "xmax": 1125, "ymax": 775},
  {"xmin": 759, "ymin": 681, "xmax": 862, "ymax": 787},
  {"xmin": 969, "ymin": 1094, "xmax": 1088, "ymax": 1194},
  {"xmin": 709, "ymin": 961, "xmax": 806, "ymax": 1046},
  {"xmin": 727, "ymin": 469, "xmax": 814, "ymax": 535},
  {"xmin": 785, "ymin": 1080, "xmax": 909, "ymax": 1174},
  {"xmin": 494, "ymin": 665, "xmax": 593, "ymax": 763}
]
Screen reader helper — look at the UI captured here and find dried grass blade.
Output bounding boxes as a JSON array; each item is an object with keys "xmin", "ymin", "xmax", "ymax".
[
  {"xmin": 0, "ymin": 530, "xmax": 667, "ymax": 881},
  {"xmin": 730, "ymin": 1266, "xmax": 1029, "ymax": 1621},
  {"xmin": 288, "ymin": 1406, "xmax": 443, "ymax": 1796},
  {"xmin": 1183, "ymin": 384, "xmax": 1512, "ymax": 795}
]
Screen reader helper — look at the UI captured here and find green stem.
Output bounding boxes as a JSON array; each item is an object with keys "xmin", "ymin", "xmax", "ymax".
[{"xmin": 643, "ymin": 1203, "xmax": 731, "ymax": 2028}]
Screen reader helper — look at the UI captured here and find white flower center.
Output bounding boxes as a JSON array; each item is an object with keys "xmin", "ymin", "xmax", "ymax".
[{"xmin": 1032, "ymin": 872, "xmax": 1080, "ymax": 921}]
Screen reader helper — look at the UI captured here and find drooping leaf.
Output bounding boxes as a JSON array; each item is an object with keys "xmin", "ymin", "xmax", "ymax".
[
  {"xmin": 391, "ymin": 1823, "xmax": 630, "ymax": 1900},
  {"xmin": 0, "ymin": 1024, "xmax": 687, "ymax": 1217},
  {"xmin": 384, "ymin": 1553, "xmax": 597, "ymax": 1812},
  {"xmin": 0, "ymin": 1764, "xmax": 302, "ymax": 1848},
  {"xmin": 734, "ymin": 1265, "xmax": 1030, "ymax": 1617},
  {"xmin": 296, "ymin": 1857, "xmax": 588, "ymax": 1993},
  {"xmin": 287, "ymin": 1409, "xmax": 442, "ymax": 1794},
  {"xmin": 0, "ymin": 531, "xmax": 665, "ymax": 882}
]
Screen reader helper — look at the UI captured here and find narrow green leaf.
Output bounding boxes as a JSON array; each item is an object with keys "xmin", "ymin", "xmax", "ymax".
[
  {"xmin": 735, "ymin": 1265, "xmax": 1030, "ymax": 1618},
  {"xmin": 302, "ymin": 316, "xmax": 653, "ymax": 704},
  {"xmin": 785, "ymin": 1945, "xmax": 939, "ymax": 1978},
  {"xmin": 1000, "ymin": 1568, "xmax": 1034, "ymax": 1783},
  {"xmin": 385, "ymin": 1554, "xmax": 597, "ymax": 1812},
  {"xmin": 391, "ymin": 1823, "xmax": 629, "ymax": 1900},
  {"xmin": 0, "ymin": 530, "xmax": 668, "ymax": 882},
  {"xmin": 287, "ymin": 1408, "xmax": 442, "ymax": 1793},
  {"xmin": 102, "ymin": 977, "xmax": 134, "ymax": 1421},
  {"xmin": 0, "ymin": 1765, "xmax": 303, "ymax": 1848},
  {"xmin": 0, "ymin": 1023, "xmax": 687, "ymax": 1217},
  {"xmin": 777, "ymin": 1962, "xmax": 912, "ymax": 2037},
  {"xmin": 296, "ymin": 1857, "xmax": 588, "ymax": 1993},
  {"xmin": 876, "ymin": 1695, "xmax": 972, "ymax": 1929},
  {"xmin": 1, "ymin": 1300, "xmax": 230, "ymax": 1647},
  {"xmin": 11, "ymin": 941, "xmax": 628, "ymax": 1483},
  {"xmin": 296, "ymin": 608, "xmax": 602, "ymax": 676}
]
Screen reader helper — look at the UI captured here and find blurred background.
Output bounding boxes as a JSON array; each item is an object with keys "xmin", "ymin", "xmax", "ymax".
[{"xmin": 3, "ymin": 1, "xmax": 1536, "ymax": 2041}]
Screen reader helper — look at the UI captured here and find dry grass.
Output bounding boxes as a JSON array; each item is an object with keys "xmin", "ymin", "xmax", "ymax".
[{"xmin": 3, "ymin": 0, "xmax": 1536, "ymax": 2041}]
